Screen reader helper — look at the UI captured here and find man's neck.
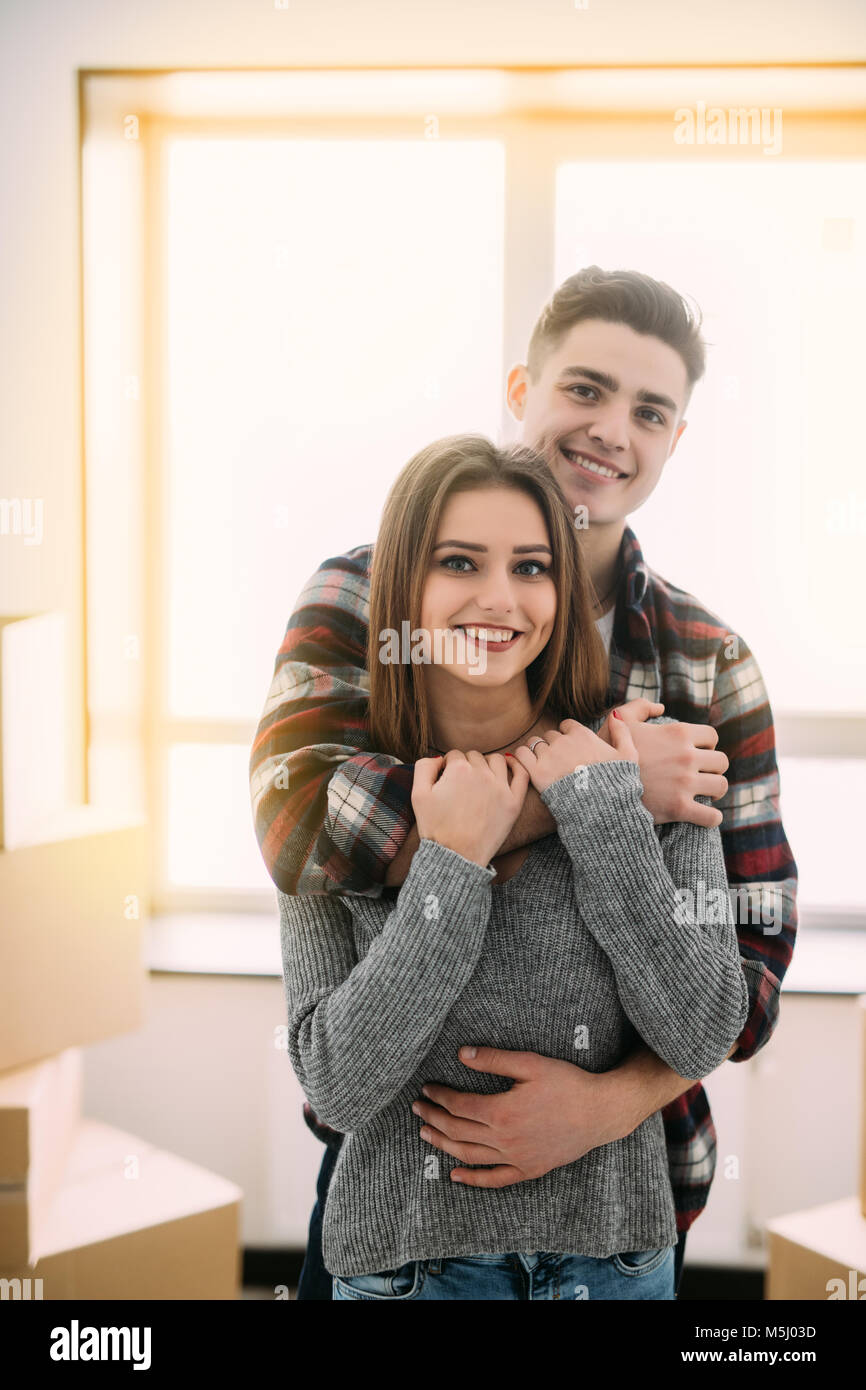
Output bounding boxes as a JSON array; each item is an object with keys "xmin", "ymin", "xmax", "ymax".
[{"xmin": 581, "ymin": 518, "xmax": 626, "ymax": 611}]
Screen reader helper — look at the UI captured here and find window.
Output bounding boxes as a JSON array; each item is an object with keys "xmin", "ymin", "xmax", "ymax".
[
  {"xmin": 162, "ymin": 134, "xmax": 504, "ymax": 900},
  {"xmin": 556, "ymin": 157, "xmax": 866, "ymax": 714},
  {"xmin": 81, "ymin": 68, "xmax": 866, "ymax": 924}
]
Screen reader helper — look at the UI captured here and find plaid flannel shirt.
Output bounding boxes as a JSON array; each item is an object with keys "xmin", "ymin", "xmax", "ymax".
[{"xmin": 250, "ymin": 525, "xmax": 798, "ymax": 1233}]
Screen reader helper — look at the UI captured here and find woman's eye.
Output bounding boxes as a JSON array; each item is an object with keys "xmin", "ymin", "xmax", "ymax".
[
  {"xmin": 438, "ymin": 556, "xmax": 548, "ymax": 577},
  {"xmin": 439, "ymin": 555, "xmax": 474, "ymax": 573}
]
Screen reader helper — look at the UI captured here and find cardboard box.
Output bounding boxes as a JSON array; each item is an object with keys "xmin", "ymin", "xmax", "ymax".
[
  {"xmin": 0, "ymin": 815, "xmax": 147, "ymax": 1072},
  {"xmin": 0, "ymin": 1049, "xmax": 83, "ymax": 1266},
  {"xmin": 766, "ymin": 1197, "xmax": 866, "ymax": 1300},
  {"xmin": 0, "ymin": 613, "xmax": 69, "ymax": 850},
  {"xmin": 860, "ymin": 996, "xmax": 866, "ymax": 1221},
  {"xmin": 0, "ymin": 1119, "xmax": 243, "ymax": 1299}
]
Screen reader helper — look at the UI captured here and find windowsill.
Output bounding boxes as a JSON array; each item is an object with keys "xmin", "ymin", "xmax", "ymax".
[
  {"xmin": 145, "ymin": 911, "xmax": 866, "ymax": 993},
  {"xmin": 778, "ymin": 927, "xmax": 866, "ymax": 995},
  {"xmin": 146, "ymin": 912, "xmax": 282, "ymax": 977}
]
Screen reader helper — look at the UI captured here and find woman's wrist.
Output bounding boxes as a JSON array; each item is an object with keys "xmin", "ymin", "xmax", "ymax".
[
  {"xmin": 417, "ymin": 834, "xmax": 494, "ymax": 873},
  {"xmin": 539, "ymin": 760, "xmax": 649, "ymax": 847},
  {"xmin": 541, "ymin": 755, "xmax": 640, "ymax": 799}
]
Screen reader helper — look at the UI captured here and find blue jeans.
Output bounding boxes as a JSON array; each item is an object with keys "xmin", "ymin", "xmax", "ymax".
[
  {"xmin": 297, "ymin": 1144, "xmax": 688, "ymax": 1301},
  {"xmin": 333, "ymin": 1247, "xmax": 674, "ymax": 1300}
]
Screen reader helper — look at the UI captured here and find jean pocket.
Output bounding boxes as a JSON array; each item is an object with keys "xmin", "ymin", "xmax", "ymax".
[
  {"xmin": 609, "ymin": 1246, "xmax": 672, "ymax": 1277},
  {"xmin": 333, "ymin": 1260, "xmax": 426, "ymax": 1301}
]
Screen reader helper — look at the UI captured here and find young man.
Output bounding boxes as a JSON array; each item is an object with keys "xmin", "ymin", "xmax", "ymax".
[{"xmin": 250, "ymin": 266, "xmax": 798, "ymax": 1300}]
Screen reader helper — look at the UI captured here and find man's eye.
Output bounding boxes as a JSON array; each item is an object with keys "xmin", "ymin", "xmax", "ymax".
[
  {"xmin": 568, "ymin": 384, "xmax": 597, "ymax": 400},
  {"xmin": 637, "ymin": 408, "xmax": 664, "ymax": 425}
]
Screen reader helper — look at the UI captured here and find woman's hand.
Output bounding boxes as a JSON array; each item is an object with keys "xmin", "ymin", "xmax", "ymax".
[
  {"xmin": 594, "ymin": 698, "xmax": 665, "ymax": 747},
  {"xmin": 512, "ymin": 711, "xmax": 638, "ymax": 795},
  {"xmin": 412, "ymin": 750, "xmax": 530, "ymax": 868}
]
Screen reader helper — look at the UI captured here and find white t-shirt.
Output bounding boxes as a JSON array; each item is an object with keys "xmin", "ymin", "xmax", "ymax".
[{"xmin": 594, "ymin": 603, "xmax": 616, "ymax": 654}]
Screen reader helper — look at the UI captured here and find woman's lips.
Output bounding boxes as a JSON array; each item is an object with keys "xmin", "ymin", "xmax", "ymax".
[{"xmin": 451, "ymin": 627, "xmax": 524, "ymax": 652}]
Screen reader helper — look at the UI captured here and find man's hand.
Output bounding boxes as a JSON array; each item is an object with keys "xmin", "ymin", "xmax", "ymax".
[
  {"xmin": 411, "ymin": 1042, "xmax": 739, "ymax": 1187},
  {"xmin": 609, "ymin": 697, "xmax": 665, "ymax": 725},
  {"xmin": 410, "ymin": 1047, "xmax": 650, "ymax": 1187},
  {"xmin": 601, "ymin": 700, "xmax": 729, "ymax": 829}
]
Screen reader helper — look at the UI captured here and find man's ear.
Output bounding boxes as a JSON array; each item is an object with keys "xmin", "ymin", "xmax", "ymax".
[
  {"xmin": 506, "ymin": 363, "xmax": 530, "ymax": 421},
  {"xmin": 668, "ymin": 418, "xmax": 688, "ymax": 460}
]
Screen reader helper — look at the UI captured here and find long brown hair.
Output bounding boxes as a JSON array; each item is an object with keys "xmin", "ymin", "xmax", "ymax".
[{"xmin": 366, "ymin": 434, "xmax": 610, "ymax": 762}]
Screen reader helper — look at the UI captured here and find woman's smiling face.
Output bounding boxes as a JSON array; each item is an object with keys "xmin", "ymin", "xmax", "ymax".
[{"xmin": 419, "ymin": 486, "xmax": 557, "ymax": 687}]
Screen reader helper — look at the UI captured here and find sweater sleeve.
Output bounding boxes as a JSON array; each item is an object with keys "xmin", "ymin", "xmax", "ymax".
[
  {"xmin": 540, "ymin": 758, "xmax": 749, "ymax": 1081},
  {"xmin": 278, "ymin": 838, "xmax": 496, "ymax": 1132}
]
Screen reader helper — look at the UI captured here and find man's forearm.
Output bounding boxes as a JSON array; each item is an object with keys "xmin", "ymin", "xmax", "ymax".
[
  {"xmin": 610, "ymin": 1040, "xmax": 738, "ymax": 1139},
  {"xmin": 384, "ymin": 824, "xmax": 421, "ymax": 886},
  {"xmin": 384, "ymin": 787, "xmax": 555, "ymax": 886},
  {"xmin": 497, "ymin": 785, "xmax": 556, "ymax": 853}
]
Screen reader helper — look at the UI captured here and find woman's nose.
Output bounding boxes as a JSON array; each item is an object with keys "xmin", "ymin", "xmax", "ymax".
[{"xmin": 473, "ymin": 574, "xmax": 516, "ymax": 614}]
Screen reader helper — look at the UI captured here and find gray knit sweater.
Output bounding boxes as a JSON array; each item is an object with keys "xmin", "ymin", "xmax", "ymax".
[{"xmin": 278, "ymin": 753, "xmax": 749, "ymax": 1278}]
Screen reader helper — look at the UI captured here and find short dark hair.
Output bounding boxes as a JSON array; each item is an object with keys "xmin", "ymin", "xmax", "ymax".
[{"xmin": 526, "ymin": 265, "xmax": 706, "ymax": 403}]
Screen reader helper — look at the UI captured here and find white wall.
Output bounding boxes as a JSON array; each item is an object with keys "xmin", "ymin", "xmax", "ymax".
[
  {"xmin": 79, "ymin": 976, "xmax": 863, "ymax": 1259},
  {"xmin": 3, "ymin": 0, "xmax": 864, "ymax": 1266}
]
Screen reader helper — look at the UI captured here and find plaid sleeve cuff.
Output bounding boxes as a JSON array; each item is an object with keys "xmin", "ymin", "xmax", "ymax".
[
  {"xmin": 727, "ymin": 957, "xmax": 782, "ymax": 1062},
  {"xmin": 320, "ymin": 755, "xmax": 417, "ymax": 895}
]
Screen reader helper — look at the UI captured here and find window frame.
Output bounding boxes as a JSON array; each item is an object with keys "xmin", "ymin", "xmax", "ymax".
[{"xmin": 80, "ymin": 69, "xmax": 866, "ymax": 918}]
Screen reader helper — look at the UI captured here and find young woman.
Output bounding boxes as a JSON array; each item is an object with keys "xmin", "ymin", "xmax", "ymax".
[{"xmin": 277, "ymin": 435, "xmax": 748, "ymax": 1302}]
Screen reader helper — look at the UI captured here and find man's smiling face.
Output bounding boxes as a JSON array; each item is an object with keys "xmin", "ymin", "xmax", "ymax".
[{"xmin": 507, "ymin": 317, "xmax": 690, "ymax": 524}]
